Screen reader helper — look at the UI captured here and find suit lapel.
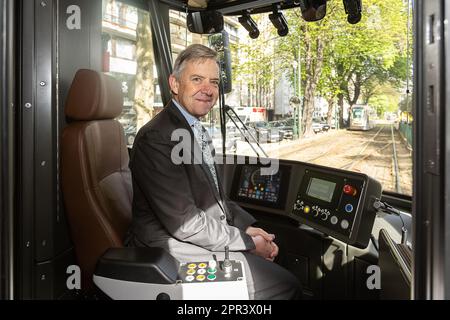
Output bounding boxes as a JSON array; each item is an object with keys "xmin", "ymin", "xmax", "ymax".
[{"xmin": 166, "ymin": 102, "xmax": 225, "ymax": 209}]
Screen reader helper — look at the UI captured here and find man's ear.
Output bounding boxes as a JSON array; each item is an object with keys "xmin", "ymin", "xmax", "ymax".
[{"xmin": 169, "ymin": 75, "xmax": 179, "ymax": 95}]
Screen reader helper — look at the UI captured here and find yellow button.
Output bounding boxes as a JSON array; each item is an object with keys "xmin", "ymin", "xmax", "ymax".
[
  {"xmin": 304, "ymin": 206, "xmax": 310, "ymax": 214},
  {"xmin": 196, "ymin": 275, "xmax": 206, "ymax": 281},
  {"xmin": 198, "ymin": 263, "xmax": 207, "ymax": 269},
  {"xmin": 188, "ymin": 264, "xmax": 197, "ymax": 269},
  {"xmin": 187, "ymin": 269, "xmax": 196, "ymax": 275}
]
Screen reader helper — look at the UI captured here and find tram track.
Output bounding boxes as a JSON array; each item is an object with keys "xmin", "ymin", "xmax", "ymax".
[
  {"xmin": 308, "ymin": 126, "xmax": 385, "ymax": 165},
  {"xmin": 339, "ymin": 124, "xmax": 402, "ymax": 193},
  {"xmin": 279, "ymin": 125, "xmax": 385, "ymax": 165},
  {"xmin": 339, "ymin": 126, "xmax": 385, "ymax": 170},
  {"xmin": 267, "ymin": 123, "xmax": 408, "ymax": 194},
  {"xmin": 275, "ymin": 130, "xmax": 348, "ymax": 159}
]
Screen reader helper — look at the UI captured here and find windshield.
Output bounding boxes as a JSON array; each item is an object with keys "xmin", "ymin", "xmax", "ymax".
[
  {"xmin": 219, "ymin": 0, "xmax": 413, "ymax": 196},
  {"xmin": 253, "ymin": 122, "xmax": 267, "ymax": 128},
  {"xmin": 101, "ymin": 0, "xmax": 413, "ymax": 196},
  {"xmin": 352, "ymin": 109, "xmax": 364, "ymax": 119}
]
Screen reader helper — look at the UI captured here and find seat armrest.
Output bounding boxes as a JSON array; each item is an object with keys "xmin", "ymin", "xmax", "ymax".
[{"xmin": 95, "ymin": 247, "xmax": 180, "ymax": 284}]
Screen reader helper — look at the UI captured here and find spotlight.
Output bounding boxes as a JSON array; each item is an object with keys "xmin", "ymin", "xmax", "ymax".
[
  {"xmin": 343, "ymin": 0, "xmax": 362, "ymax": 24},
  {"xmin": 238, "ymin": 14, "xmax": 260, "ymax": 39},
  {"xmin": 269, "ymin": 7, "xmax": 289, "ymax": 36},
  {"xmin": 298, "ymin": 0, "xmax": 327, "ymax": 22}
]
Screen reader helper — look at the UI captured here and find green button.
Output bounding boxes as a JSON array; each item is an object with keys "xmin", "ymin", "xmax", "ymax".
[
  {"xmin": 207, "ymin": 274, "xmax": 216, "ymax": 281},
  {"xmin": 207, "ymin": 268, "xmax": 216, "ymax": 274}
]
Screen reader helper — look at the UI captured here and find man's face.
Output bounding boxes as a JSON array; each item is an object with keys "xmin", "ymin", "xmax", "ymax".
[{"xmin": 169, "ymin": 58, "xmax": 220, "ymax": 118}]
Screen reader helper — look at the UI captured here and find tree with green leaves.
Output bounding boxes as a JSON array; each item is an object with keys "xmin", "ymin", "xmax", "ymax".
[
  {"xmin": 232, "ymin": 16, "xmax": 277, "ymax": 109},
  {"xmin": 326, "ymin": 0, "xmax": 410, "ymax": 127},
  {"xmin": 232, "ymin": 0, "xmax": 411, "ymax": 136}
]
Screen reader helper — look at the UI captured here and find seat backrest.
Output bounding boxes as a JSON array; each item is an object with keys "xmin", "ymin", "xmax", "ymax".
[{"xmin": 61, "ymin": 69, "xmax": 132, "ymax": 290}]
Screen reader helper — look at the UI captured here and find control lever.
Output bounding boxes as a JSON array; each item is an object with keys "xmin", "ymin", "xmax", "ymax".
[
  {"xmin": 373, "ymin": 200, "xmax": 402, "ymax": 216},
  {"xmin": 222, "ymin": 246, "xmax": 232, "ymax": 276},
  {"xmin": 224, "ymin": 105, "xmax": 268, "ymax": 158},
  {"xmin": 373, "ymin": 199, "xmax": 408, "ymax": 245}
]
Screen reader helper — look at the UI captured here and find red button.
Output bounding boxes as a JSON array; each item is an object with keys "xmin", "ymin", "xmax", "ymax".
[{"xmin": 343, "ymin": 185, "xmax": 357, "ymax": 196}]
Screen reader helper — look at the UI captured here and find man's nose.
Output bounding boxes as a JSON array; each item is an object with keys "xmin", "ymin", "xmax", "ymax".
[{"xmin": 200, "ymin": 81, "xmax": 215, "ymax": 95}]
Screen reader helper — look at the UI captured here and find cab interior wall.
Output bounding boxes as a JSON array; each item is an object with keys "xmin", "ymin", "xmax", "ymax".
[{"xmin": 9, "ymin": 0, "xmax": 420, "ymax": 300}]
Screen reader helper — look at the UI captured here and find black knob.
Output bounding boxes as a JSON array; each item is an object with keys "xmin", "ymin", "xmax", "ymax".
[
  {"xmin": 225, "ymin": 246, "xmax": 229, "ymax": 260},
  {"xmin": 156, "ymin": 293, "xmax": 171, "ymax": 300}
]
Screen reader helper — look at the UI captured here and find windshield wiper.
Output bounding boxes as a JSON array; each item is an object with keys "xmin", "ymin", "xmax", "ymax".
[{"xmin": 224, "ymin": 105, "xmax": 268, "ymax": 158}]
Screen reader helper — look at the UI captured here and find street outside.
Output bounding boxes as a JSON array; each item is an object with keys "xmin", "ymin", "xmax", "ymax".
[{"xmin": 232, "ymin": 121, "xmax": 413, "ymax": 196}]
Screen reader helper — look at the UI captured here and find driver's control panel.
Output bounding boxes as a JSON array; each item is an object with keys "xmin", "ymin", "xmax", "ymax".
[
  {"xmin": 291, "ymin": 168, "xmax": 381, "ymax": 248},
  {"xmin": 93, "ymin": 247, "xmax": 249, "ymax": 300},
  {"xmin": 178, "ymin": 246, "xmax": 244, "ymax": 283},
  {"xmin": 230, "ymin": 161, "xmax": 382, "ymax": 249},
  {"xmin": 179, "ymin": 260, "xmax": 243, "ymax": 283}
]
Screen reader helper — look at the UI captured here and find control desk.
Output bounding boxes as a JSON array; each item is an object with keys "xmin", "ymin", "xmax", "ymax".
[
  {"xmin": 229, "ymin": 161, "xmax": 382, "ymax": 248},
  {"xmin": 93, "ymin": 246, "xmax": 249, "ymax": 300}
]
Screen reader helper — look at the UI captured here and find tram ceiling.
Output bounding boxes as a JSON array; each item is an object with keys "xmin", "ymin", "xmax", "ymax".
[
  {"xmin": 159, "ymin": 0, "xmax": 362, "ymax": 37},
  {"xmin": 159, "ymin": 0, "xmax": 362, "ymax": 19}
]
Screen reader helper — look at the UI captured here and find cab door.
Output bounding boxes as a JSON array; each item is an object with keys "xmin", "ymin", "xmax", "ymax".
[
  {"xmin": 414, "ymin": 0, "xmax": 450, "ymax": 299},
  {"xmin": 0, "ymin": 0, "xmax": 16, "ymax": 300}
]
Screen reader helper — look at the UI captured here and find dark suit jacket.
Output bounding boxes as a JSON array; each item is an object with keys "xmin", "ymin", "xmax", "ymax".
[{"xmin": 125, "ymin": 101, "xmax": 256, "ymax": 253}]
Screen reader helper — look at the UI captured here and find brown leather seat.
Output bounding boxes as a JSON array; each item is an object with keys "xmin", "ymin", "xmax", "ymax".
[{"xmin": 61, "ymin": 69, "xmax": 132, "ymax": 290}]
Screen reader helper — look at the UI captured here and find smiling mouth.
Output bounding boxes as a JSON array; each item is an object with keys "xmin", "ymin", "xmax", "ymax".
[{"xmin": 196, "ymin": 99, "xmax": 212, "ymax": 103}]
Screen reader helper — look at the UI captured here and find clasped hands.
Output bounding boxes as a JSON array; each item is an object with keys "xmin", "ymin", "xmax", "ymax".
[{"xmin": 246, "ymin": 226, "xmax": 279, "ymax": 262}]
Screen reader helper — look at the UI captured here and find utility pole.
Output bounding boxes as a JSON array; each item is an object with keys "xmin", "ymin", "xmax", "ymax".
[
  {"xmin": 292, "ymin": 60, "xmax": 299, "ymax": 139},
  {"xmin": 297, "ymin": 47, "xmax": 302, "ymax": 137}
]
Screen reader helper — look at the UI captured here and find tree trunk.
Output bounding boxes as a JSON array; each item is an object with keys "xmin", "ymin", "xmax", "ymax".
[
  {"xmin": 345, "ymin": 71, "xmax": 362, "ymax": 108},
  {"xmin": 134, "ymin": 10, "xmax": 154, "ymax": 130},
  {"xmin": 252, "ymin": 80, "xmax": 256, "ymax": 106},
  {"xmin": 239, "ymin": 81, "xmax": 243, "ymax": 106},
  {"xmin": 338, "ymin": 93, "xmax": 345, "ymax": 128},
  {"xmin": 302, "ymin": 36, "xmax": 325, "ymax": 137},
  {"xmin": 247, "ymin": 83, "xmax": 251, "ymax": 107},
  {"xmin": 326, "ymin": 97, "xmax": 334, "ymax": 126},
  {"xmin": 302, "ymin": 84, "xmax": 315, "ymax": 136}
]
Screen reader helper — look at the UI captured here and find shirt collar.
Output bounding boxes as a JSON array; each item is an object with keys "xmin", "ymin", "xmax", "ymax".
[{"xmin": 172, "ymin": 99, "xmax": 199, "ymax": 127}]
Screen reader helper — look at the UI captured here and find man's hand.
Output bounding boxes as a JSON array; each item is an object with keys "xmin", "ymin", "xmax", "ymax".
[
  {"xmin": 268, "ymin": 241, "xmax": 279, "ymax": 261},
  {"xmin": 250, "ymin": 235, "xmax": 274, "ymax": 260},
  {"xmin": 246, "ymin": 226, "xmax": 279, "ymax": 261},
  {"xmin": 246, "ymin": 226, "xmax": 275, "ymax": 242}
]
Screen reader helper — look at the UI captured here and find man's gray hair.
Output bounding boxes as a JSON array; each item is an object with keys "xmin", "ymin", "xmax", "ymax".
[{"xmin": 172, "ymin": 44, "xmax": 219, "ymax": 80}]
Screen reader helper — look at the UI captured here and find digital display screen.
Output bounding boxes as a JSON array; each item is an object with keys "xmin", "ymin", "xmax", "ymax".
[
  {"xmin": 237, "ymin": 166, "xmax": 282, "ymax": 203},
  {"xmin": 306, "ymin": 178, "xmax": 336, "ymax": 202}
]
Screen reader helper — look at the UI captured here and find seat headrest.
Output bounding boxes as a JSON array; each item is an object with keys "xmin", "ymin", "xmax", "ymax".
[{"xmin": 65, "ymin": 69, "xmax": 123, "ymax": 120}]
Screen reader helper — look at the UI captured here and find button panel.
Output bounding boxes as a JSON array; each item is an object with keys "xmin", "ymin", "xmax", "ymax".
[
  {"xmin": 179, "ymin": 260, "xmax": 244, "ymax": 283},
  {"xmin": 292, "ymin": 170, "xmax": 365, "ymax": 237}
]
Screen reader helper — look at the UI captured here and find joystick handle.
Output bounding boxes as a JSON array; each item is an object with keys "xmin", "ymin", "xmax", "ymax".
[
  {"xmin": 222, "ymin": 246, "xmax": 232, "ymax": 274},
  {"xmin": 225, "ymin": 246, "xmax": 230, "ymax": 260}
]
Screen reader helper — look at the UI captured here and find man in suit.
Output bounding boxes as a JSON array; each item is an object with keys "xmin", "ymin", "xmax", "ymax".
[{"xmin": 125, "ymin": 44, "xmax": 301, "ymax": 300}]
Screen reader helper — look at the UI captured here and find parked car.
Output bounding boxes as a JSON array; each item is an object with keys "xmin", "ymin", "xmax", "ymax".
[
  {"xmin": 270, "ymin": 119, "xmax": 294, "ymax": 140},
  {"xmin": 322, "ymin": 123, "xmax": 331, "ymax": 132},
  {"xmin": 247, "ymin": 121, "xmax": 284, "ymax": 143},
  {"xmin": 203, "ymin": 123, "xmax": 238, "ymax": 153},
  {"xmin": 312, "ymin": 121, "xmax": 330, "ymax": 134}
]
